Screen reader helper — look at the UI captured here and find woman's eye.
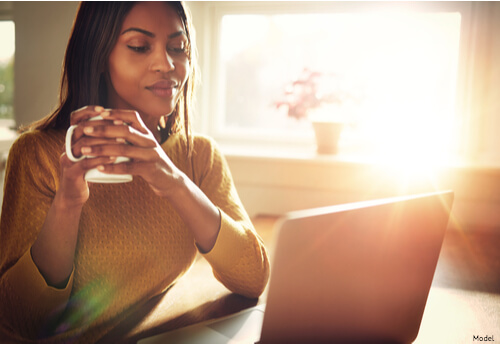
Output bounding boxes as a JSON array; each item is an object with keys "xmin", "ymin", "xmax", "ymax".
[
  {"xmin": 127, "ymin": 45, "xmax": 149, "ymax": 53},
  {"xmin": 169, "ymin": 47, "xmax": 186, "ymax": 54},
  {"xmin": 168, "ymin": 42, "xmax": 188, "ymax": 55}
]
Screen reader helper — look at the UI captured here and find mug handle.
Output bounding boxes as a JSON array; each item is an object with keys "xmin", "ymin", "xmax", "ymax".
[{"xmin": 65, "ymin": 125, "xmax": 85, "ymax": 162}]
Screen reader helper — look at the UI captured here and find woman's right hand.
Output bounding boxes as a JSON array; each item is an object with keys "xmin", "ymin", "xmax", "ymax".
[
  {"xmin": 57, "ymin": 105, "xmax": 118, "ymax": 207},
  {"xmin": 31, "ymin": 106, "xmax": 114, "ymax": 289}
]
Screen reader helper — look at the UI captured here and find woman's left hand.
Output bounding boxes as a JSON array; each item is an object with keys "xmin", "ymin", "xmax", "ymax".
[{"xmin": 79, "ymin": 109, "xmax": 183, "ymax": 197}]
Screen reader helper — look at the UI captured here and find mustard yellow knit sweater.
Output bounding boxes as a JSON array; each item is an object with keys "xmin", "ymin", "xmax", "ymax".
[{"xmin": 0, "ymin": 129, "xmax": 269, "ymax": 343}]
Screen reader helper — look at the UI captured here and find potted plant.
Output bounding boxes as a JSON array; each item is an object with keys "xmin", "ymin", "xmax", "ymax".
[{"xmin": 276, "ymin": 68, "xmax": 360, "ymax": 154}]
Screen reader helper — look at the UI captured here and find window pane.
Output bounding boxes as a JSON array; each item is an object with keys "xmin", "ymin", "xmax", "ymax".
[
  {"xmin": 218, "ymin": 11, "xmax": 461, "ymax": 159},
  {"xmin": 0, "ymin": 21, "xmax": 15, "ymax": 120}
]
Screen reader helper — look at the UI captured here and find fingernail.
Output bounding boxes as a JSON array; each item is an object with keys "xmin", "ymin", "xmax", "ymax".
[
  {"xmin": 95, "ymin": 106, "xmax": 104, "ymax": 113},
  {"xmin": 84, "ymin": 127, "xmax": 94, "ymax": 134},
  {"xmin": 97, "ymin": 165, "xmax": 105, "ymax": 171},
  {"xmin": 116, "ymin": 138, "xmax": 126, "ymax": 143},
  {"xmin": 114, "ymin": 120, "xmax": 124, "ymax": 125},
  {"xmin": 81, "ymin": 147, "xmax": 91, "ymax": 154},
  {"xmin": 101, "ymin": 111, "xmax": 110, "ymax": 117}
]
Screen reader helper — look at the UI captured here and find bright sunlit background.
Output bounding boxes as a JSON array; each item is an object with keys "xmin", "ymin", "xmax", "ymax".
[
  {"xmin": 0, "ymin": 21, "xmax": 15, "ymax": 63},
  {"xmin": 3, "ymin": 2, "xmax": 500, "ymax": 228},
  {"xmin": 189, "ymin": 1, "xmax": 500, "ymax": 226},
  {"xmin": 0, "ymin": 21, "xmax": 15, "ymax": 120},
  {"xmin": 216, "ymin": 11, "xmax": 461, "ymax": 167}
]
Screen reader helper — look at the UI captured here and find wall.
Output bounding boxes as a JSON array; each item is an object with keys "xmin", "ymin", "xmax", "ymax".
[
  {"xmin": 224, "ymin": 152, "xmax": 500, "ymax": 231},
  {"xmin": 13, "ymin": 1, "xmax": 79, "ymax": 128}
]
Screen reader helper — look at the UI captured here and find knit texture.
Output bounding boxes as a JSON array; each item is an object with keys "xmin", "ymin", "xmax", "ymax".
[{"xmin": 0, "ymin": 129, "xmax": 269, "ymax": 343}]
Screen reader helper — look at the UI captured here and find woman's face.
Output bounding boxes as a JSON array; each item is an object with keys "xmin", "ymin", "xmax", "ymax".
[{"xmin": 106, "ymin": 2, "xmax": 190, "ymax": 126}]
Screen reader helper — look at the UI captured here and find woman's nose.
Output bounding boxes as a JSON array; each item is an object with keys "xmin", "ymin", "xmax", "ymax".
[{"xmin": 150, "ymin": 49, "xmax": 175, "ymax": 73}]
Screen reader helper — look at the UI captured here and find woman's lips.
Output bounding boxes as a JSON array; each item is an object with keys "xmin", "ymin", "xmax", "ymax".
[{"xmin": 146, "ymin": 80, "xmax": 177, "ymax": 98}]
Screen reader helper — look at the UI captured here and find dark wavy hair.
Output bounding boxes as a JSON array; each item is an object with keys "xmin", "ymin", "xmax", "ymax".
[{"xmin": 25, "ymin": 1, "xmax": 198, "ymax": 154}]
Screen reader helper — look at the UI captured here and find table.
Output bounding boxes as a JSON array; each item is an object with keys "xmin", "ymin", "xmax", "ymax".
[
  {"xmin": 414, "ymin": 288, "xmax": 500, "ymax": 343},
  {"xmin": 99, "ymin": 216, "xmax": 500, "ymax": 344}
]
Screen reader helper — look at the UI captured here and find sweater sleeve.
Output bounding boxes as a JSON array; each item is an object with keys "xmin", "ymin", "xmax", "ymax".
[
  {"xmin": 192, "ymin": 136, "xmax": 270, "ymax": 299},
  {"xmin": 0, "ymin": 131, "xmax": 73, "ymax": 339}
]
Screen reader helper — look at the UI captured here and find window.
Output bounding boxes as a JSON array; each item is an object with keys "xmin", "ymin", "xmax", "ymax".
[
  {"xmin": 202, "ymin": 2, "xmax": 467, "ymax": 165},
  {"xmin": 0, "ymin": 20, "xmax": 14, "ymax": 123}
]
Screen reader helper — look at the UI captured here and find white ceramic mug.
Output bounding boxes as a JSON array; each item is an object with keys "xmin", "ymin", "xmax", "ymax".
[{"xmin": 65, "ymin": 115, "xmax": 133, "ymax": 183}]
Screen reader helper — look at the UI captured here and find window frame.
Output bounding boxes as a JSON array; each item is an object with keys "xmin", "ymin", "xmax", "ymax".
[
  {"xmin": 195, "ymin": 1, "xmax": 482, "ymax": 163},
  {"xmin": 0, "ymin": 1, "xmax": 15, "ymax": 129}
]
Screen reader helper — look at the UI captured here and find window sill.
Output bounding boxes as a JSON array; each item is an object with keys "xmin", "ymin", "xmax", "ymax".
[{"xmin": 221, "ymin": 143, "xmax": 500, "ymax": 172}]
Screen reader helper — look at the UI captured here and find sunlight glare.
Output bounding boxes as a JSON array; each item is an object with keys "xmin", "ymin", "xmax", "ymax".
[
  {"xmin": 220, "ymin": 15, "xmax": 269, "ymax": 62},
  {"xmin": 344, "ymin": 11, "xmax": 461, "ymax": 170},
  {"xmin": 0, "ymin": 21, "xmax": 15, "ymax": 63},
  {"xmin": 218, "ymin": 10, "xmax": 462, "ymax": 173}
]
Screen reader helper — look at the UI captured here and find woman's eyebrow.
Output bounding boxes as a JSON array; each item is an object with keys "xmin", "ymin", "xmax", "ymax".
[
  {"xmin": 168, "ymin": 31, "xmax": 187, "ymax": 39},
  {"xmin": 121, "ymin": 28, "xmax": 187, "ymax": 40},
  {"xmin": 121, "ymin": 27, "xmax": 155, "ymax": 37}
]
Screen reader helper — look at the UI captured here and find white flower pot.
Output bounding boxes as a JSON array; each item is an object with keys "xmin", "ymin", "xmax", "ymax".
[{"xmin": 311, "ymin": 121, "xmax": 344, "ymax": 155}]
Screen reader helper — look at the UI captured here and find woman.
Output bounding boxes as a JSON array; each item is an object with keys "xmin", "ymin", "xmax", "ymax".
[{"xmin": 0, "ymin": 2, "xmax": 270, "ymax": 343}]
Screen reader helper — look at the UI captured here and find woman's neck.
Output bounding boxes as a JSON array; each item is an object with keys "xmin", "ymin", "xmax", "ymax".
[{"xmin": 141, "ymin": 113, "xmax": 168, "ymax": 143}]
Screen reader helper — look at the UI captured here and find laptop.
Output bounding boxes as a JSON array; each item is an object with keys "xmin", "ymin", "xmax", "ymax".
[{"xmin": 139, "ymin": 190, "xmax": 454, "ymax": 344}]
